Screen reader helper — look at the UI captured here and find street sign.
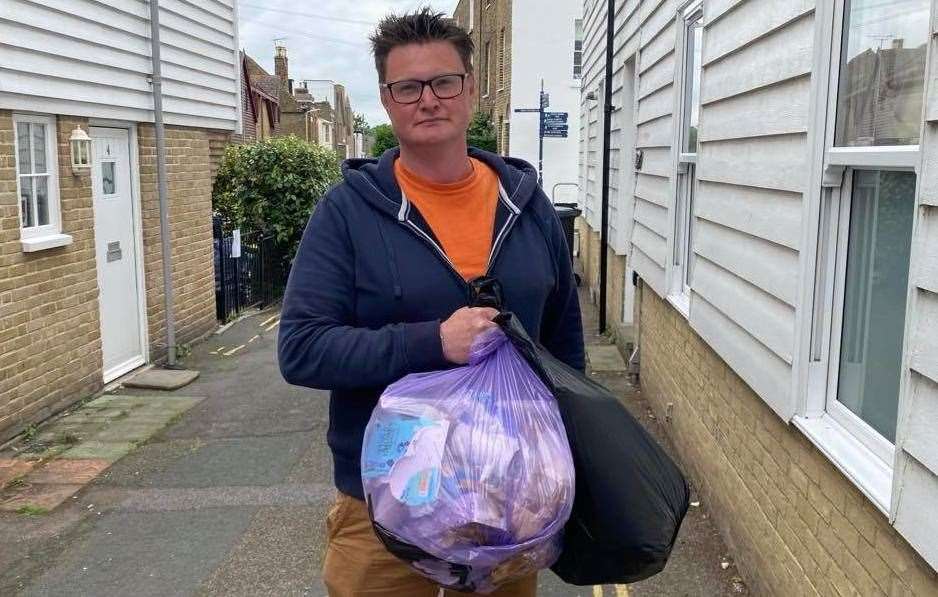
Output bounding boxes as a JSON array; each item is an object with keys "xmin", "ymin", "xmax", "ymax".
[
  {"xmin": 514, "ymin": 108, "xmax": 540, "ymax": 113},
  {"xmin": 544, "ymin": 123, "xmax": 569, "ymax": 132},
  {"xmin": 542, "ymin": 111, "xmax": 568, "ymax": 123},
  {"xmin": 540, "ymin": 93, "xmax": 550, "ymax": 108},
  {"xmin": 543, "ymin": 130, "xmax": 569, "ymax": 138}
]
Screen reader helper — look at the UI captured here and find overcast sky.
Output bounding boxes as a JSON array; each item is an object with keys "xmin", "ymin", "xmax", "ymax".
[{"xmin": 238, "ymin": 0, "xmax": 459, "ymax": 128}]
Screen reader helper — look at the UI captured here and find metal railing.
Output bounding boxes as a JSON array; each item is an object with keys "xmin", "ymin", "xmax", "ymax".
[{"xmin": 213, "ymin": 216, "xmax": 289, "ymax": 322}]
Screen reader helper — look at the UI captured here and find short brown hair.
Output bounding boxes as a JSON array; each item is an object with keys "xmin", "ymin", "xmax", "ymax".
[{"xmin": 370, "ymin": 8, "xmax": 474, "ymax": 83}]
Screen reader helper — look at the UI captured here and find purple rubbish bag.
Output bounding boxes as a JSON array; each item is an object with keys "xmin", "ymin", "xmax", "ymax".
[{"xmin": 361, "ymin": 328, "xmax": 575, "ymax": 594}]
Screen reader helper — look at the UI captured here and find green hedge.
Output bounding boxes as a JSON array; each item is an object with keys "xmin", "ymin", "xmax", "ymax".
[{"xmin": 212, "ymin": 135, "xmax": 342, "ymax": 260}]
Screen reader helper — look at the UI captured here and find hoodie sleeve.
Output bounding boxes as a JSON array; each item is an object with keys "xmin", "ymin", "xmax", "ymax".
[
  {"xmin": 278, "ymin": 195, "xmax": 451, "ymax": 391},
  {"xmin": 539, "ymin": 197, "xmax": 586, "ymax": 372}
]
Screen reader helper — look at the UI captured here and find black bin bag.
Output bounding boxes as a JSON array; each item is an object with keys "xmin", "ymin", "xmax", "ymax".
[{"xmin": 495, "ymin": 311, "xmax": 690, "ymax": 585}]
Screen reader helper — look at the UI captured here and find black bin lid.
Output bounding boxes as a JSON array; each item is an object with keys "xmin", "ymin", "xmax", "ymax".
[{"xmin": 553, "ymin": 202, "xmax": 582, "ymax": 218}]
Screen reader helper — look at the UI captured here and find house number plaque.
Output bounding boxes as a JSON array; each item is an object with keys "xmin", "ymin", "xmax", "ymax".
[{"xmin": 106, "ymin": 241, "xmax": 122, "ymax": 262}]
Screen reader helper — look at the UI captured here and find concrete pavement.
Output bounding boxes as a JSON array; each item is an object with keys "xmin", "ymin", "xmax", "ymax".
[{"xmin": 0, "ymin": 293, "xmax": 748, "ymax": 596}]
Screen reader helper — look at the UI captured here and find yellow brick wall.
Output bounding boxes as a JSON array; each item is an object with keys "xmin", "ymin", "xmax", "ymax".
[
  {"xmin": 0, "ymin": 111, "xmax": 104, "ymax": 442},
  {"xmin": 638, "ymin": 283, "xmax": 938, "ymax": 596},
  {"xmin": 137, "ymin": 124, "xmax": 218, "ymax": 362},
  {"xmin": 0, "ymin": 115, "xmax": 221, "ymax": 442},
  {"xmin": 207, "ymin": 129, "xmax": 230, "ymax": 181},
  {"xmin": 576, "ymin": 217, "xmax": 628, "ymax": 341}
]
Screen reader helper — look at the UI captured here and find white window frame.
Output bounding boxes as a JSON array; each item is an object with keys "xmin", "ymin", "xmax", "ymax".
[
  {"xmin": 573, "ymin": 19, "xmax": 584, "ymax": 80},
  {"xmin": 667, "ymin": 0, "xmax": 703, "ymax": 317},
  {"xmin": 12, "ymin": 113, "xmax": 69, "ymax": 250},
  {"xmin": 793, "ymin": 0, "xmax": 923, "ymax": 514}
]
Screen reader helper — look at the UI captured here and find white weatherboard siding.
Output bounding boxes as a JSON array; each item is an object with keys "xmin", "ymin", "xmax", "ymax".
[
  {"xmin": 579, "ymin": 0, "xmax": 938, "ymax": 570},
  {"xmin": 632, "ymin": 0, "xmax": 678, "ymax": 295},
  {"xmin": 685, "ymin": 1, "xmax": 813, "ymax": 420},
  {"xmin": 579, "ymin": 0, "xmax": 607, "ymax": 231},
  {"xmin": 891, "ymin": 7, "xmax": 938, "ymax": 568},
  {"xmin": 0, "ymin": 0, "xmax": 239, "ymax": 130},
  {"xmin": 510, "ymin": 0, "xmax": 582, "ymax": 206},
  {"xmin": 578, "ymin": 0, "xmax": 812, "ymax": 415}
]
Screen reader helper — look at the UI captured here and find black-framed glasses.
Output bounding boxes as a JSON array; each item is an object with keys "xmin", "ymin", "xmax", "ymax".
[{"xmin": 381, "ymin": 73, "xmax": 468, "ymax": 104}]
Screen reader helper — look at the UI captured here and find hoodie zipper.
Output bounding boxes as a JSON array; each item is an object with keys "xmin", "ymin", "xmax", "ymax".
[{"xmin": 399, "ymin": 182, "xmax": 522, "ymax": 295}]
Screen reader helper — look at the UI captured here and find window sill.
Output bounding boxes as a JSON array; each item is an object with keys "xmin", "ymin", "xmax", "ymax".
[
  {"xmin": 792, "ymin": 414, "xmax": 892, "ymax": 515},
  {"xmin": 21, "ymin": 233, "xmax": 73, "ymax": 252},
  {"xmin": 667, "ymin": 292, "xmax": 690, "ymax": 319}
]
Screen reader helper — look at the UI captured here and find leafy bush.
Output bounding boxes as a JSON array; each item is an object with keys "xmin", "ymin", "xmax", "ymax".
[
  {"xmin": 212, "ymin": 135, "xmax": 342, "ymax": 259},
  {"xmin": 468, "ymin": 111, "xmax": 498, "ymax": 153},
  {"xmin": 371, "ymin": 123, "xmax": 399, "ymax": 157}
]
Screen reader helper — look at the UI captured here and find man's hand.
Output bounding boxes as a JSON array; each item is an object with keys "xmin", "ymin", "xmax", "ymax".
[{"xmin": 440, "ymin": 307, "xmax": 499, "ymax": 364}]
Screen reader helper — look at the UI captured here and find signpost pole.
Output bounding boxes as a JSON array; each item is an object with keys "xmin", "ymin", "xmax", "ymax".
[{"xmin": 538, "ymin": 79, "xmax": 545, "ymax": 187}]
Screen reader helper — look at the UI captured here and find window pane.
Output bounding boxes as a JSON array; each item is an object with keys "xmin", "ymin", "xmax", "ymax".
[
  {"xmin": 683, "ymin": 17, "xmax": 703, "ymax": 153},
  {"xmin": 35, "ymin": 176, "xmax": 49, "ymax": 226},
  {"xmin": 835, "ymin": 0, "xmax": 929, "ymax": 147},
  {"xmin": 32, "ymin": 123, "xmax": 47, "ymax": 173},
  {"xmin": 837, "ymin": 170, "xmax": 915, "ymax": 443},
  {"xmin": 17, "ymin": 122, "xmax": 31, "ymax": 174},
  {"xmin": 102, "ymin": 161, "xmax": 116, "ymax": 195},
  {"xmin": 19, "ymin": 176, "xmax": 34, "ymax": 228},
  {"xmin": 685, "ymin": 163, "xmax": 697, "ymax": 287}
]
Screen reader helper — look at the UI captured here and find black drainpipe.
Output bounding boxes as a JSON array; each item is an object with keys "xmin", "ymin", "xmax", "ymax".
[{"xmin": 598, "ymin": 0, "xmax": 615, "ymax": 334}]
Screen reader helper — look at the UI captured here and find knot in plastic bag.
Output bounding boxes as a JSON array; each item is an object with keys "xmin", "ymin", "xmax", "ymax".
[{"xmin": 468, "ymin": 328, "xmax": 509, "ymax": 366}]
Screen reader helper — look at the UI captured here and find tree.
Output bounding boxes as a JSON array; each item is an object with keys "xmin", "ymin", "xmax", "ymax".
[
  {"xmin": 212, "ymin": 135, "xmax": 342, "ymax": 260},
  {"xmin": 354, "ymin": 113, "xmax": 370, "ymax": 134},
  {"xmin": 467, "ymin": 111, "xmax": 498, "ymax": 152},
  {"xmin": 371, "ymin": 123, "xmax": 399, "ymax": 157}
]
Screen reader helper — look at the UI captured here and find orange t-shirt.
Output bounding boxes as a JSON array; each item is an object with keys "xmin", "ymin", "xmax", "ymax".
[{"xmin": 394, "ymin": 158, "xmax": 500, "ymax": 281}]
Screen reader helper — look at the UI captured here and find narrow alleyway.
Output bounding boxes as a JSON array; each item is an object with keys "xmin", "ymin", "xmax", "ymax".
[{"xmin": 1, "ymin": 293, "xmax": 747, "ymax": 596}]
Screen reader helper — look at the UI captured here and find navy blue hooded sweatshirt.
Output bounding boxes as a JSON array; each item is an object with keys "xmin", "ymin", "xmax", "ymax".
[{"xmin": 278, "ymin": 147, "xmax": 584, "ymax": 500}]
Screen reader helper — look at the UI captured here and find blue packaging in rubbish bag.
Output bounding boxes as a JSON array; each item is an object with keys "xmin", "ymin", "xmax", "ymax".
[{"xmin": 361, "ymin": 328, "xmax": 575, "ymax": 593}]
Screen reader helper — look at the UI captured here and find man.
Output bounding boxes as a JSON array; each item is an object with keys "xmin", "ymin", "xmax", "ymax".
[{"xmin": 278, "ymin": 9, "xmax": 584, "ymax": 597}]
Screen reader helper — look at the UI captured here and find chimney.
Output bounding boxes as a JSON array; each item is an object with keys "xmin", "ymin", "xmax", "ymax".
[
  {"xmin": 892, "ymin": 38, "xmax": 904, "ymax": 50},
  {"xmin": 275, "ymin": 43, "xmax": 288, "ymax": 83}
]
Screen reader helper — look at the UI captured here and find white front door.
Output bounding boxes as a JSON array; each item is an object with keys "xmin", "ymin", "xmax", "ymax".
[{"xmin": 91, "ymin": 127, "xmax": 144, "ymax": 381}]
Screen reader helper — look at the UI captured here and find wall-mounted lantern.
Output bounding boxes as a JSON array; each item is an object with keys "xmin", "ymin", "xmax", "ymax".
[{"xmin": 70, "ymin": 127, "xmax": 92, "ymax": 175}]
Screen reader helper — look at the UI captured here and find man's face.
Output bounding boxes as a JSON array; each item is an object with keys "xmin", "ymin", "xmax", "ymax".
[{"xmin": 381, "ymin": 41, "xmax": 475, "ymax": 149}]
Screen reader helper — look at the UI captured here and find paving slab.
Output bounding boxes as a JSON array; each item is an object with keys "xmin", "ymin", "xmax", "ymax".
[
  {"xmin": 91, "ymin": 420, "xmax": 174, "ymax": 443},
  {"xmin": 0, "ymin": 483, "xmax": 83, "ymax": 512},
  {"xmin": 59, "ymin": 441, "xmax": 136, "ymax": 463},
  {"xmin": 123, "ymin": 368, "xmax": 200, "ymax": 390},
  {"xmin": 23, "ymin": 459, "xmax": 111, "ymax": 485},
  {"xmin": 14, "ymin": 444, "xmax": 69, "ymax": 463},
  {"xmin": 0, "ymin": 459, "xmax": 35, "ymax": 487},
  {"xmin": 587, "ymin": 344, "xmax": 628, "ymax": 372}
]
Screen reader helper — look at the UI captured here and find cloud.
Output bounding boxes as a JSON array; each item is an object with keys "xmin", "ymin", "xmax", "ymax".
[{"xmin": 238, "ymin": 0, "xmax": 460, "ymax": 128}]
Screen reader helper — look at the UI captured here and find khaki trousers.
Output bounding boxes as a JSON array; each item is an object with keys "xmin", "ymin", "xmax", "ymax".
[{"xmin": 323, "ymin": 493, "xmax": 538, "ymax": 596}]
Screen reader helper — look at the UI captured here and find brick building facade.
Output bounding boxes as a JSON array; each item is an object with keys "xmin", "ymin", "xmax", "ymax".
[
  {"xmin": 454, "ymin": 0, "xmax": 512, "ymax": 154},
  {"xmin": 0, "ymin": 111, "xmax": 225, "ymax": 444},
  {"xmin": 236, "ymin": 53, "xmax": 281, "ymax": 145}
]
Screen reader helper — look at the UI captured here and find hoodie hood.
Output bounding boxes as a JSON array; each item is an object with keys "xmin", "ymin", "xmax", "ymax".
[{"xmin": 340, "ymin": 146, "xmax": 541, "ymax": 221}]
